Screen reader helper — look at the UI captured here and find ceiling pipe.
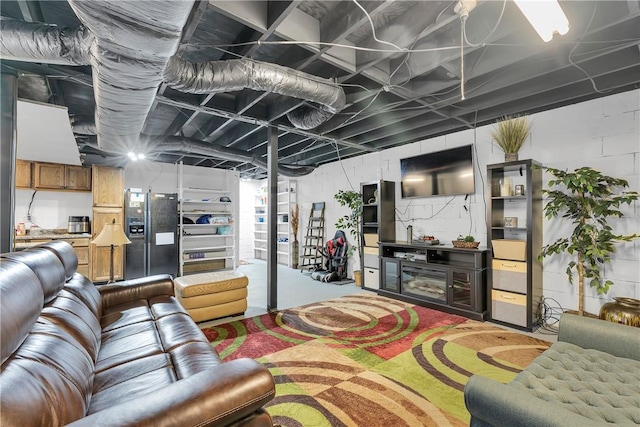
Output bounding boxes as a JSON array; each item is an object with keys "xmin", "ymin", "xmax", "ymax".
[
  {"xmin": 163, "ymin": 56, "xmax": 346, "ymax": 130},
  {"xmin": 66, "ymin": 0, "xmax": 195, "ymax": 154},
  {"xmin": 0, "ymin": 17, "xmax": 92, "ymax": 65}
]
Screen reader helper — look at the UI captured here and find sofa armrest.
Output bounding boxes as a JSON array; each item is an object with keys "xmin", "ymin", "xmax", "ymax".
[
  {"xmin": 464, "ymin": 375, "xmax": 603, "ymax": 427},
  {"xmin": 67, "ymin": 358, "xmax": 275, "ymax": 427},
  {"xmin": 98, "ymin": 274, "xmax": 175, "ymax": 310},
  {"xmin": 558, "ymin": 313, "xmax": 640, "ymax": 361}
]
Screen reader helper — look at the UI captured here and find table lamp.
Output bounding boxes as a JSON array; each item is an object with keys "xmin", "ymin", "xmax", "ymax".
[{"xmin": 92, "ymin": 218, "xmax": 131, "ymax": 283}]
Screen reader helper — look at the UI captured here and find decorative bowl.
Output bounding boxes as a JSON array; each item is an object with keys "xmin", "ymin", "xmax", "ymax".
[{"xmin": 452, "ymin": 240, "xmax": 480, "ymax": 249}]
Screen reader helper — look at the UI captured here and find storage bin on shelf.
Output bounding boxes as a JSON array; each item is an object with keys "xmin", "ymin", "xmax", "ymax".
[
  {"xmin": 217, "ymin": 225, "xmax": 233, "ymax": 235},
  {"xmin": 491, "ymin": 239, "xmax": 526, "ymax": 261}
]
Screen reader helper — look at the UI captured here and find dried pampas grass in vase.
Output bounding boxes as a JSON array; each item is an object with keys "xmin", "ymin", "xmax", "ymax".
[{"xmin": 490, "ymin": 115, "xmax": 531, "ymax": 162}]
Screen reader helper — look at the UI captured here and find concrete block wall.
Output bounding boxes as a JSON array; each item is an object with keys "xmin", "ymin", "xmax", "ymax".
[{"xmin": 295, "ymin": 89, "xmax": 639, "ymax": 315}]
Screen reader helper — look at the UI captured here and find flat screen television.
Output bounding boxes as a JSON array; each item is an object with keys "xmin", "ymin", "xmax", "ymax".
[{"xmin": 400, "ymin": 145, "xmax": 475, "ymax": 198}]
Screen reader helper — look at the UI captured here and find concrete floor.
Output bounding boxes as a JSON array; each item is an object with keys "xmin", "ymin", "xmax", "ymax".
[{"xmin": 198, "ymin": 259, "xmax": 557, "ymax": 344}]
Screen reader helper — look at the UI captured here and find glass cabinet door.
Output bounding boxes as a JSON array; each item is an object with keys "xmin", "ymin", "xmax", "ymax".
[
  {"xmin": 449, "ymin": 269, "xmax": 477, "ymax": 310},
  {"xmin": 381, "ymin": 257, "xmax": 400, "ymax": 292}
]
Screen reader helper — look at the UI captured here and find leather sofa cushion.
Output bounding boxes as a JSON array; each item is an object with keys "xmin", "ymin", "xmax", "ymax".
[
  {"xmin": 91, "ymin": 294, "xmax": 221, "ymax": 414},
  {"xmin": 0, "ymin": 259, "xmax": 43, "ymax": 364},
  {"xmin": 40, "ymin": 240, "xmax": 78, "ymax": 282},
  {"xmin": 1, "ymin": 319, "xmax": 95, "ymax": 425},
  {"xmin": 2, "ymin": 249, "xmax": 65, "ymax": 303},
  {"xmin": 510, "ymin": 341, "xmax": 640, "ymax": 424}
]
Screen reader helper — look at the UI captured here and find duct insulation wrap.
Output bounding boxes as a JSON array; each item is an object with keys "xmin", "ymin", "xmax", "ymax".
[
  {"xmin": 67, "ymin": 0, "xmax": 195, "ymax": 154},
  {"xmin": 70, "ymin": 116, "xmax": 97, "ymax": 135},
  {"xmin": 163, "ymin": 57, "xmax": 346, "ymax": 130},
  {"xmin": 149, "ymin": 136, "xmax": 316, "ymax": 177},
  {"xmin": 0, "ymin": 18, "xmax": 92, "ymax": 65},
  {"xmin": 18, "ymin": 76, "xmax": 51, "ymax": 103}
]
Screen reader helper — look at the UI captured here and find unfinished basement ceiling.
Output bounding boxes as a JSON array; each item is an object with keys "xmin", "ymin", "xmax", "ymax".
[{"xmin": 1, "ymin": 1, "xmax": 639, "ymax": 179}]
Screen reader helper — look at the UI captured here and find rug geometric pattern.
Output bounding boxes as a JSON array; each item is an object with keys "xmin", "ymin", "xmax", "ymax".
[{"xmin": 201, "ymin": 294, "xmax": 550, "ymax": 426}]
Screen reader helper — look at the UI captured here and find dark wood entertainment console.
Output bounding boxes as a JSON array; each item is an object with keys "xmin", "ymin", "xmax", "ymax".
[{"xmin": 377, "ymin": 241, "xmax": 490, "ymax": 320}]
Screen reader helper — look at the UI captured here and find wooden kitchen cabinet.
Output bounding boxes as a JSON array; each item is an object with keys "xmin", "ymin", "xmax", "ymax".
[
  {"xmin": 58, "ymin": 237, "xmax": 90, "ymax": 277},
  {"xmin": 90, "ymin": 207, "xmax": 125, "ymax": 282},
  {"xmin": 31, "ymin": 161, "xmax": 91, "ymax": 191},
  {"xmin": 34, "ymin": 162, "xmax": 65, "ymax": 189},
  {"xmin": 65, "ymin": 165, "xmax": 92, "ymax": 190},
  {"xmin": 15, "ymin": 160, "xmax": 32, "ymax": 188},
  {"xmin": 92, "ymin": 165, "xmax": 124, "ymax": 207}
]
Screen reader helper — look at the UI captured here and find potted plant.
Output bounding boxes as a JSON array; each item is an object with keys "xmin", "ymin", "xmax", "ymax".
[
  {"xmin": 290, "ymin": 204, "xmax": 300, "ymax": 269},
  {"xmin": 452, "ymin": 234, "xmax": 480, "ymax": 249},
  {"xmin": 489, "ymin": 115, "xmax": 531, "ymax": 162},
  {"xmin": 538, "ymin": 166, "xmax": 639, "ymax": 316},
  {"xmin": 334, "ymin": 189, "xmax": 363, "ymax": 285}
]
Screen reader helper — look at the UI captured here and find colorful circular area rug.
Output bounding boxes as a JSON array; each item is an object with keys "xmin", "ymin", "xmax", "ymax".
[{"xmin": 202, "ymin": 294, "xmax": 550, "ymax": 427}]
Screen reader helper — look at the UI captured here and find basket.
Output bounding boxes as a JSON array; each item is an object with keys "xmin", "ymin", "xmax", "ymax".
[{"xmin": 452, "ymin": 240, "xmax": 480, "ymax": 249}]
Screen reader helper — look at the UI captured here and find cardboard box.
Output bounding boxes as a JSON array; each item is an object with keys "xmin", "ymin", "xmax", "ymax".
[
  {"xmin": 491, "ymin": 239, "xmax": 526, "ymax": 261},
  {"xmin": 364, "ymin": 233, "xmax": 378, "ymax": 247}
]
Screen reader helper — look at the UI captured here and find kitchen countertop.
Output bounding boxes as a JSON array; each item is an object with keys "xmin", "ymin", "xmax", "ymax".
[{"xmin": 15, "ymin": 231, "xmax": 91, "ymax": 240}]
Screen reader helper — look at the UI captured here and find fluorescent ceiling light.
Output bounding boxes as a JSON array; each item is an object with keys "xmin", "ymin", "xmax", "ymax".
[{"xmin": 513, "ymin": 0, "xmax": 569, "ymax": 42}]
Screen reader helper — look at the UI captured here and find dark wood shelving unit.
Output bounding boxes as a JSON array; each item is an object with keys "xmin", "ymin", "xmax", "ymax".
[
  {"xmin": 378, "ymin": 241, "xmax": 489, "ymax": 320},
  {"xmin": 487, "ymin": 159, "xmax": 543, "ymax": 331}
]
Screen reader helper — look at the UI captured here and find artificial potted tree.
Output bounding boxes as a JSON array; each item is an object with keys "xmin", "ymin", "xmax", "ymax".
[
  {"xmin": 490, "ymin": 115, "xmax": 531, "ymax": 162},
  {"xmin": 538, "ymin": 166, "xmax": 639, "ymax": 316},
  {"xmin": 334, "ymin": 189, "xmax": 363, "ymax": 286}
]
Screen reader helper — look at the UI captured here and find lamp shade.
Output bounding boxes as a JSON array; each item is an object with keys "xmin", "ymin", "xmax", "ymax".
[{"xmin": 92, "ymin": 220, "xmax": 131, "ymax": 246}]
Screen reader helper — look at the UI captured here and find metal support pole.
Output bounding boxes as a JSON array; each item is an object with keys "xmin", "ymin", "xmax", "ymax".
[
  {"xmin": 267, "ymin": 127, "xmax": 278, "ymax": 311},
  {"xmin": 1, "ymin": 72, "xmax": 18, "ymax": 253}
]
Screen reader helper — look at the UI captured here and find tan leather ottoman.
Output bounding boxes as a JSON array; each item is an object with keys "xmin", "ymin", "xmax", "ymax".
[{"xmin": 174, "ymin": 271, "xmax": 248, "ymax": 322}]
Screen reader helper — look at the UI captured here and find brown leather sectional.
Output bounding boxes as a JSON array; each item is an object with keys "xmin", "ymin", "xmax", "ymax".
[{"xmin": 0, "ymin": 241, "xmax": 275, "ymax": 426}]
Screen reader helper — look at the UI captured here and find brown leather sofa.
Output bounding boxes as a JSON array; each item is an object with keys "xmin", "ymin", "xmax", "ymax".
[{"xmin": 1, "ymin": 241, "xmax": 275, "ymax": 427}]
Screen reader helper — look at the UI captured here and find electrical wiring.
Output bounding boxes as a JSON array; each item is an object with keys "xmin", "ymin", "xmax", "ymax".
[
  {"xmin": 568, "ymin": 2, "xmax": 611, "ymax": 95},
  {"xmin": 472, "ymin": 110, "xmax": 488, "ymax": 233},
  {"xmin": 352, "ymin": 0, "xmax": 406, "ymax": 52},
  {"xmin": 206, "ymin": 39, "xmax": 460, "ymax": 54},
  {"xmin": 537, "ymin": 296, "xmax": 565, "ymax": 335},
  {"xmin": 331, "ymin": 140, "xmax": 357, "ymax": 192},
  {"xmin": 461, "ymin": 0, "xmax": 507, "ymax": 48},
  {"xmin": 26, "ymin": 190, "xmax": 40, "ymax": 226}
]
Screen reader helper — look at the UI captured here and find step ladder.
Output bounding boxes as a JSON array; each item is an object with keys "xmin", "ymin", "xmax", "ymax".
[{"xmin": 300, "ymin": 202, "xmax": 325, "ymax": 272}]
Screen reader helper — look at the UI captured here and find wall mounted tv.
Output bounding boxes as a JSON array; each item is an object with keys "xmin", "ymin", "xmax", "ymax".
[{"xmin": 400, "ymin": 145, "xmax": 475, "ymax": 198}]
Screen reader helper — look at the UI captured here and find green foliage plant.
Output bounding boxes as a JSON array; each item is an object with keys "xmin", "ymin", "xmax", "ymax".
[
  {"xmin": 489, "ymin": 115, "xmax": 531, "ymax": 155},
  {"xmin": 334, "ymin": 189, "xmax": 363, "ymax": 259},
  {"xmin": 538, "ymin": 166, "xmax": 639, "ymax": 315},
  {"xmin": 464, "ymin": 235, "xmax": 475, "ymax": 242}
]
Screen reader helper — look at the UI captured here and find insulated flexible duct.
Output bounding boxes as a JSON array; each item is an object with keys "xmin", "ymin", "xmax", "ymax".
[
  {"xmin": 148, "ymin": 136, "xmax": 315, "ymax": 177},
  {"xmin": 0, "ymin": 17, "xmax": 92, "ymax": 65},
  {"xmin": 67, "ymin": 0, "xmax": 195, "ymax": 153},
  {"xmin": 163, "ymin": 56, "xmax": 346, "ymax": 130},
  {"xmin": 78, "ymin": 134, "xmax": 315, "ymax": 176}
]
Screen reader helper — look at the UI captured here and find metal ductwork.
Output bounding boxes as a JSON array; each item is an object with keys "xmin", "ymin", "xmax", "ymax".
[
  {"xmin": 70, "ymin": 115, "xmax": 97, "ymax": 135},
  {"xmin": 76, "ymin": 134, "xmax": 315, "ymax": 177},
  {"xmin": 18, "ymin": 75, "xmax": 51, "ymax": 103},
  {"xmin": 66, "ymin": 0, "xmax": 195, "ymax": 154},
  {"xmin": 163, "ymin": 56, "xmax": 346, "ymax": 130},
  {"xmin": 1, "ymin": 2, "xmax": 342, "ymax": 165},
  {"xmin": 148, "ymin": 136, "xmax": 315, "ymax": 177},
  {"xmin": 0, "ymin": 17, "xmax": 92, "ymax": 65}
]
